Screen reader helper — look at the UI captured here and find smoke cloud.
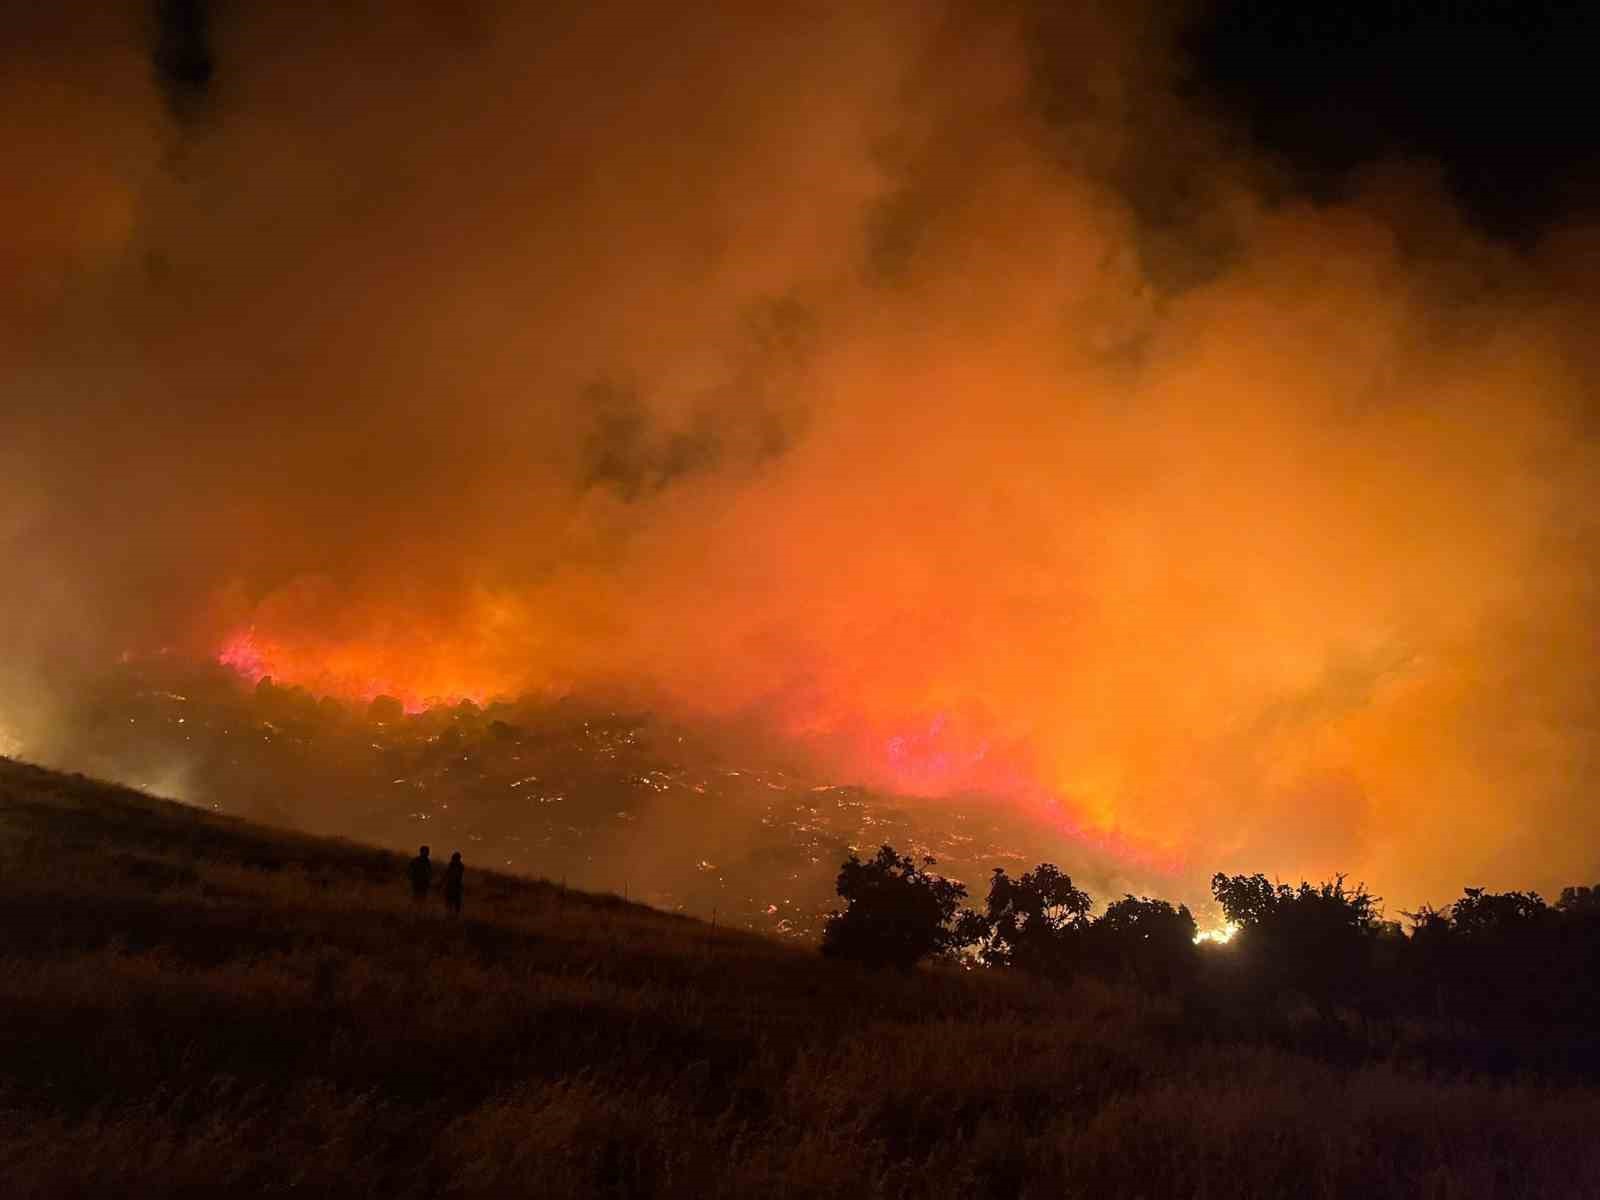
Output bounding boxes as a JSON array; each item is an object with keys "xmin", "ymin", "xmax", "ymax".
[{"xmin": 3, "ymin": 1, "xmax": 1597, "ymax": 911}]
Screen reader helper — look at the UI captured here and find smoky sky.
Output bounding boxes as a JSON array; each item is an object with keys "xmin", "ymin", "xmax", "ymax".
[{"xmin": 4, "ymin": 0, "xmax": 1599, "ymax": 912}]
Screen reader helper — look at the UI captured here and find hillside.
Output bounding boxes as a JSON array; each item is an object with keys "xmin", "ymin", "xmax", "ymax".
[
  {"xmin": 3, "ymin": 756, "xmax": 1599, "ymax": 1199},
  {"xmin": 17, "ymin": 660, "xmax": 1088, "ymax": 939}
]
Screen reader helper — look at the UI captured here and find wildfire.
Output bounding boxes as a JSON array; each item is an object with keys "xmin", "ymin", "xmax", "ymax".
[
  {"xmin": 1193, "ymin": 922, "xmax": 1239, "ymax": 946},
  {"xmin": 216, "ymin": 628, "xmax": 502, "ymax": 714},
  {"xmin": 212, "ymin": 623, "xmax": 1192, "ymax": 891}
]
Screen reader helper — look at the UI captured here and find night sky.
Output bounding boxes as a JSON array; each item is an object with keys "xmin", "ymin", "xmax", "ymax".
[{"xmin": 1187, "ymin": 1, "xmax": 1600, "ymax": 237}]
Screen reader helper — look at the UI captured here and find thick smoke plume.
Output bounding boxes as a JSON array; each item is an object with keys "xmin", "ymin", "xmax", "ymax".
[{"xmin": 3, "ymin": 1, "xmax": 1597, "ymax": 911}]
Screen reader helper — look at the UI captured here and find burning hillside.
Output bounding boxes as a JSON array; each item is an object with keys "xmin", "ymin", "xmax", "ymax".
[
  {"xmin": 13, "ymin": 655, "xmax": 1113, "ymax": 939},
  {"xmin": 2, "ymin": 2, "xmax": 1598, "ymax": 917}
]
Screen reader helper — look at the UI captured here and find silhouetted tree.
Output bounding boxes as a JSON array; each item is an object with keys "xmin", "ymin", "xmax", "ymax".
[
  {"xmin": 821, "ymin": 845, "xmax": 979, "ymax": 969},
  {"xmin": 1212, "ymin": 872, "xmax": 1381, "ymax": 1020},
  {"xmin": 368, "ymin": 695, "xmax": 405, "ymax": 725},
  {"xmin": 1553, "ymin": 884, "xmax": 1600, "ymax": 1032},
  {"xmin": 1089, "ymin": 895, "xmax": 1198, "ymax": 992},
  {"xmin": 1407, "ymin": 888, "xmax": 1558, "ymax": 1034},
  {"xmin": 1401, "ymin": 899, "xmax": 1450, "ymax": 990},
  {"xmin": 1557, "ymin": 885, "xmax": 1600, "ymax": 915},
  {"xmin": 1447, "ymin": 887, "xmax": 1548, "ymax": 935},
  {"xmin": 1208, "ymin": 872, "xmax": 1282, "ymax": 928},
  {"xmin": 981, "ymin": 864, "xmax": 1093, "ymax": 977}
]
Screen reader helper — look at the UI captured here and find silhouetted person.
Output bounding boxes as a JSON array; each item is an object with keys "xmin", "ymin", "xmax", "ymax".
[
  {"xmin": 409, "ymin": 845, "xmax": 432, "ymax": 902},
  {"xmin": 443, "ymin": 851, "xmax": 464, "ymax": 915}
]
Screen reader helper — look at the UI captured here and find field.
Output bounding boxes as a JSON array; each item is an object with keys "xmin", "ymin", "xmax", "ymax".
[{"xmin": 3, "ymin": 755, "xmax": 1599, "ymax": 1199}]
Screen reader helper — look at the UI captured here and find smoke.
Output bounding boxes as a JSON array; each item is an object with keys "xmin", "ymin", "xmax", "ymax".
[{"xmin": 3, "ymin": 1, "xmax": 1597, "ymax": 911}]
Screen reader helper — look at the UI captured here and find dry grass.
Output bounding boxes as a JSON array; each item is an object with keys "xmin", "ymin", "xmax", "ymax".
[{"xmin": 4, "ymin": 756, "xmax": 1600, "ymax": 1199}]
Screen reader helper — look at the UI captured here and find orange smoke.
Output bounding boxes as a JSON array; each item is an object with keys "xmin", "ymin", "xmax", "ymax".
[{"xmin": 4, "ymin": 2, "xmax": 1599, "ymax": 911}]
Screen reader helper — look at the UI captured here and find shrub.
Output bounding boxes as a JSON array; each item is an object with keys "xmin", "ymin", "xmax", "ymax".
[
  {"xmin": 979, "ymin": 864, "xmax": 1093, "ymax": 977},
  {"xmin": 1088, "ymin": 895, "xmax": 1198, "ymax": 992},
  {"xmin": 821, "ymin": 845, "xmax": 978, "ymax": 969},
  {"xmin": 1212, "ymin": 872, "xmax": 1382, "ymax": 1018}
]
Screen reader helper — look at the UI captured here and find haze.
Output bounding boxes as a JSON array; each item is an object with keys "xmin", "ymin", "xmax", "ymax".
[{"xmin": 3, "ymin": 1, "xmax": 1597, "ymax": 913}]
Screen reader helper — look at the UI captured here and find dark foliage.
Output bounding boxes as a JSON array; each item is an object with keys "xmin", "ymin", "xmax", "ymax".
[
  {"xmin": 820, "ymin": 844, "xmax": 978, "ymax": 969},
  {"xmin": 1404, "ymin": 886, "xmax": 1600, "ymax": 1046},
  {"xmin": 367, "ymin": 694, "xmax": 406, "ymax": 724},
  {"xmin": 1211, "ymin": 872, "xmax": 1382, "ymax": 1017},
  {"xmin": 833, "ymin": 844, "xmax": 1600, "ymax": 1074},
  {"xmin": 1086, "ymin": 896, "xmax": 1199, "ymax": 993},
  {"xmin": 978, "ymin": 863, "xmax": 1093, "ymax": 976}
]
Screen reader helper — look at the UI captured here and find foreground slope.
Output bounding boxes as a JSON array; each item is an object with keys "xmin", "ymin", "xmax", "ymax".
[{"xmin": 2, "ymin": 757, "xmax": 1599, "ymax": 1200}]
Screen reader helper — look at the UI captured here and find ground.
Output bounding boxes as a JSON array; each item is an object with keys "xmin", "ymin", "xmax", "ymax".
[{"xmin": 3, "ymin": 755, "xmax": 1598, "ymax": 1199}]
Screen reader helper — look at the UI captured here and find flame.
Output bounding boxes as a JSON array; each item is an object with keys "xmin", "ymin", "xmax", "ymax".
[
  {"xmin": 217, "ymin": 627, "xmax": 503, "ymax": 714},
  {"xmin": 212, "ymin": 617, "xmax": 1188, "ymax": 876}
]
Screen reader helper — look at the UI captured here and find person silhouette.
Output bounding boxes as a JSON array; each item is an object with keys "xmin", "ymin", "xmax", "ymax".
[
  {"xmin": 409, "ymin": 845, "xmax": 432, "ymax": 902},
  {"xmin": 443, "ymin": 851, "xmax": 465, "ymax": 916}
]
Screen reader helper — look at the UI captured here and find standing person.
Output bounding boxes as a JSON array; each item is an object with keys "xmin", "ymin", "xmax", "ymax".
[
  {"xmin": 443, "ymin": 851, "xmax": 465, "ymax": 916},
  {"xmin": 409, "ymin": 845, "xmax": 432, "ymax": 902}
]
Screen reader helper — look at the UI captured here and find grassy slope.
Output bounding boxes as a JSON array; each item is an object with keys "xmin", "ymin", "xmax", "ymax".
[{"xmin": 3, "ymin": 757, "xmax": 1599, "ymax": 1200}]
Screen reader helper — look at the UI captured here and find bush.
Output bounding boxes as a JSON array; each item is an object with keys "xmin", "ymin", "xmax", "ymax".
[
  {"xmin": 979, "ymin": 864, "xmax": 1093, "ymax": 977},
  {"xmin": 1088, "ymin": 896, "xmax": 1198, "ymax": 992},
  {"xmin": 821, "ymin": 845, "xmax": 978, "ymax": 969},
  {"xmin": 1211, "ymin": 872, "xmax": 1381, "ymax": 1018}
]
